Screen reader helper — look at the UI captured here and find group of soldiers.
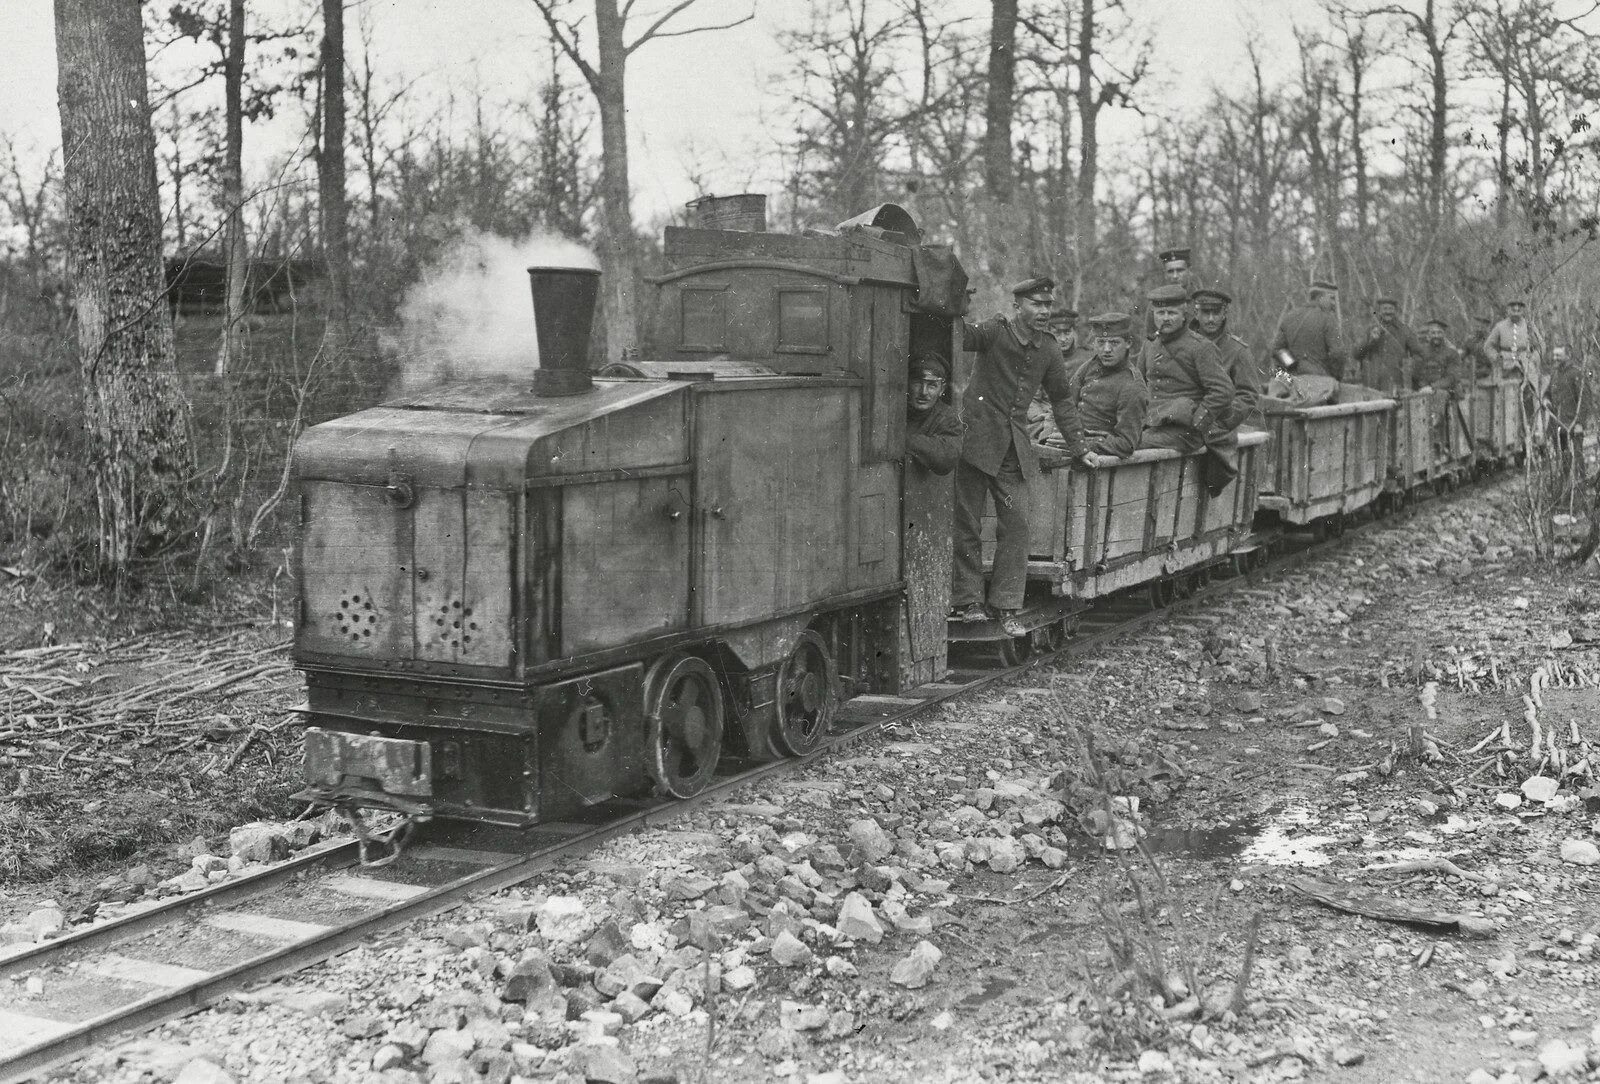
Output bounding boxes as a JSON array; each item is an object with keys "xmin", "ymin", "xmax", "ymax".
[{"xmin": 902, "ymin": 247, "xmax": 1592, "ymax": 635}]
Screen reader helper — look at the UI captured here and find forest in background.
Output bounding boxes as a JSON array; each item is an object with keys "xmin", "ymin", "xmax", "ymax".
[{"xmin": 2, "ymin": 0, "xmax": 1599, "ymax": 592}]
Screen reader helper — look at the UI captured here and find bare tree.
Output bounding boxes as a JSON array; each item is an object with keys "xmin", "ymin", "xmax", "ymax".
[
  {"xmin": 320, "ymin": 0, "xmax": 350, "ymax": 344},
  {"xmin": 528, "ymin": 0, "xmax": 754, "ymax": 360},
  {"xmin": 984, "ymin": 0, "xmax": 1018, "ymax": 280},
  {"xmin": 54, "ymin": 0, "xmax": 195, "ymax": 576}
]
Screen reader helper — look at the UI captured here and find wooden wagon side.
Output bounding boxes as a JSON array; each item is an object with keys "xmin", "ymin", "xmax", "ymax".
[{"xmin": 1257, "ymin": 399, "xmax": 1394, "ymax": 525}]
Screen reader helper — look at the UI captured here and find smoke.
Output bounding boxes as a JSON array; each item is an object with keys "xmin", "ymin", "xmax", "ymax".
[{"xmin": 389, "ymin": 229, "xmax": 599, "ymax": 390}]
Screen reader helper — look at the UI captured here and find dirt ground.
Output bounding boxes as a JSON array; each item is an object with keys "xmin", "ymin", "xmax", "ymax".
[{"xmin": 13, "ymin": 474, "xmax": 1600, "ymax": 1084}]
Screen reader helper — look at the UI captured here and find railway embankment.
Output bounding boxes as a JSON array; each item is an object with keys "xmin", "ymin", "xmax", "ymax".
[{"xmin": 9, "ymin": 473, "xmax": 1600, "ymax": 1084}]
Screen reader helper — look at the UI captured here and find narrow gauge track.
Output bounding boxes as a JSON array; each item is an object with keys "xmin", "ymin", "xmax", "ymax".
[{"xmin": 0, "ymin": 479, "xmax": 1484, "ymax": 1084}]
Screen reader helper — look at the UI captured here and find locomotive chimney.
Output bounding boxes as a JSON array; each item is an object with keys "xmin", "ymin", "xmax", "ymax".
[{"xmin": 528, "ymin": 266, "xmax": 601, "ymax": 396}]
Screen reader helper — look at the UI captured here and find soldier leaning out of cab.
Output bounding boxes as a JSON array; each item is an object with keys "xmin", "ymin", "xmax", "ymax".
[
  {"xmin": 905, "ymin": 352, "xmax": 962, "ymax": 476},
  {"xmin": 951, "ymin": 276, "xmax": 1089, "ymax": 636}
]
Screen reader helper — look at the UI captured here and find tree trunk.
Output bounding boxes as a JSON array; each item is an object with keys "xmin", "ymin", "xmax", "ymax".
[
  {"xmin": 594, "ymin": 0, "xmax": 636, "ymax": 362},
  {"xmin": 983, "ymin": 0, "xmax": 1018, "ymax": 283},
  {"xmin": 1495, "ymin": 64, "xmax": 1511, "ymax": 228},
  {"xmin": 1348, "ymin": 34, "xmax": 1370, "ymax": 245},
  {"xmin": 217, "ymin": 0, "xmax": 247, "ymax": 375},
  {"xmin": 54, "ymin": 0, "xmax": 194, "ymax": 575},
  {"xmin": 1425, "ymin": 0, "xmax": 1447, "ymax": 232},
  {"xmin": 320, "ymin": 0, "xmax": 350, "ymax": 347},
  {"xmin": 1073, "ymin": 0, "xmax": 1098, "ymax": 307}
]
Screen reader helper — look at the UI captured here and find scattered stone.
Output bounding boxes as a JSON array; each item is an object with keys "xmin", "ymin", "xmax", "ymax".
[
  {"xmin": 723, "ymin": 965, "xmax": 756, "ymax": 991},
  {"xmin": 387, "ymin": 1022, "xmax": 430, "ymax": 1057},
  {"xmin": 23, "ymin": 905, "xmax": 63, "ymax": 940},
  {"xmin": 655, "ymin": 987, "xmax": 694, "ymax": 1017},
  {"xmin": 1559, "ymin": 840, "xmax": 1600, "ymax": 866},
  {"xmin": 1320, "ymin": 697, "xmax": 1346, "ymax": 716},
  {"xmin": 536, "ymin": 896, "xmax": 595, "ymax": 945},
  {"xmin": 342, "ymin": 1014, "xmax": 384, "ymax": 1039},
  {"xmin": 889, "ymin": 940, "xmax": 942, "ymax": 989},
  {"xmin": 770, "ymin": 930, "xmax": 813, "ymax": 968},
  {"xmin": 1521, "ymin": 776, "xmax": 1559, "ymax": 804},
  {"xmin": 1019, "ymin": 799, "xmax": 1065, "ymax": 828},
  {"xmin": 1537, "ymin": 1039, "xmax": 1586, "ymax": 1077},
  {"xmin": 985, "ymin": 836, "xmax": 1024, "ymax": 874},
  {"xmin": 569, "ymin": 1043, "xmax": 637, "ymax": 1084},
  {"xmin": 421, "ymin": 1028, "xmax": 475, "ymax": 1066},
  {"xmin": 611, "ymin": 990, "xmax": 651, "ymax": 1024},
  {"xmin": 664, "ymin": 874, "xmax": 716, "ymax": 902},
  {"xmin": 1136, "ymin": 1049, "xmax": 1173, "ymax": 1074},
  {"xmin": 174, "ymin": 1060, "xmax": 235, "ymax": 1084},
  {"xmin": 835, "ymin": 893, "xmax": 884, "ymax": 944},
  {"xmin": 595, "ymin": 954, "xmax": 663, "ymax": 1001},
  {"xmin": 930, "ymin": 1011, "xmax": 953, "ymax": 1031},
  {"xmin": 848, "ymin": 819, "xmax": 894, "ymax": 863},
  {"xmin": 191, "ymin": 854, "xmax": 229, "ymax": 875},
  {"xmin": 1493, "ymin": 793, "xmax": 1522, "ymax": 810},
  {"xmin": 779, "ymin": 1000, "xmax": 829, "ymax": 1031},
  {"xmin": 372, "ymin": 1045, "xmax": 406, "ymax": 1072},
  {"xmin": 228, "ymin": 823, "xmax": 290, "ymax": 864},
  {"xmin": 1332, "ymin": 1046, "xmax": 1365, "ymax": 1067}
]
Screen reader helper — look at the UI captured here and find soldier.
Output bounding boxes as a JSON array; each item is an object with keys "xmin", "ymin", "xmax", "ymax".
[
  {"xmin": 1146, "ymin": 246, "xmax": 1198, "ymax": 338},
  {"xmin": 1486, "ymin": 299, "xmax": 1544, "ymax": 391},
  {"xmin": 1049, "ymin": 306, "xmax": 1082, "ymax": 354},
  {"xmin": 1066, "ymin": 311, "xmax": 1147, "ymax": 458},
  {"xmin": 1464, "ymin": 315, "xmax": 1496, "ymax": 380},
  {"xmin": 905, "ymin": 353, "xmax": 962, "ymax": 475},
  {"xmin": 1137, "ymin": 283, "xmax": 1234, "ymax": 456},
  {"xmin": 1546, "ymin": 346, "xmax": 1589, "ymax": 454},
  {"xmin": 1190, "ymin": 287, "xmax": 1262, "ymax": 430},
  {"xmin": 1269, "ymin": 280, "xmax": 1349, "ymax": 380},
  {"xmin": 1027, "ymin": 305, "xmax": 1088, "ymax": 444},
  {"xmin": 1414, "ymin": 319, "xmax": 1468, "ymax": 397},
  {"xmin": 1353, "ymin": 296, "xmax": 1423, "ymax": 393},
  {"xmin": 951, "ymin": 276, "xmax": 1088, "ymax": 634}
]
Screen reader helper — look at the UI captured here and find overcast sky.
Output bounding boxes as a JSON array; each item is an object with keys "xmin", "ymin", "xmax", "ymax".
[{"xmin": 3, "ymin": 0, "xmax": 1328, "ymax": 219}]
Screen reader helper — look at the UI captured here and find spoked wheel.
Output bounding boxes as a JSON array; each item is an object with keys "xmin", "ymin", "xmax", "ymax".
[
  {"xmin": 1148, "ymin": 577, "xmax": 1176, "ymax": 609},
  {"xmin": 644, "ymin": 654, "xmax": 724, "ymax": 798},
  {"xmin": 771, "ymin": 630, "xmax": 838, "ymax": 757}
]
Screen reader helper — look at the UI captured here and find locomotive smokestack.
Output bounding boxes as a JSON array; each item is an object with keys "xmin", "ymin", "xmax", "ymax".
[{"xmin": 528, "ymin": 266, "xmax": 601, "ymax": 396}]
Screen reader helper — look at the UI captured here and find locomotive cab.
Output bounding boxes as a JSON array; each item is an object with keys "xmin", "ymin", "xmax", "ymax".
[{"xmin": 291, "ymin": 201, "xmax": 969, "ymax": 826}]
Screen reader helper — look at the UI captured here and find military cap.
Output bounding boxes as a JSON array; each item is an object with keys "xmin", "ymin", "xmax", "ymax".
[
  {"xmin": 1087, "ymin": 311, "xmax": 1133, "ymax": 338},
  {"xmin": 1011, "ymin": 276, "xmax": 1055, "ymax": 300},
  {"xmin": 1191, "ymin": 287, "xmax": 1233, "ymax": 307},
  {"xmin": 1374, "ymin": 296, "xmax": 1399, "ymax": 306},
  {"xmin": 1146, "ymin": 283, "xmax": 1190, "ymax": 306},
  {"xmin": 1505, "ymin": 298, "xmax": 1528, "ymax": 308},
  {"xmin": 1474, "ymin": 314, "xmax": 1493, "ymax": 324},
  {"xmin": 1049, "ymin": 305, "xmax": 1079, "ymax": 322},
  {"xmin": 908, "ymin": 352, "xmax": 950, "ymax": 381},
  {"xmin": 1158, "ymin": 247, "xmax": 1192, "ymax": 265},
  {"xmin": 1309, "ymin": 279, "xmax": 1339, "ymax": 294},
  {"xmin": 1422, "ymin": 318, "xmax": 1448, "ymax": 329}
]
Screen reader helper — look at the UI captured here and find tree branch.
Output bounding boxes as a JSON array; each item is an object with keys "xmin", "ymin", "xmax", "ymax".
[
  {"xmin": 625, "ymin": 1, "xmax": 754, "ymax": 55},
  {"xmin": 527, "ymin": 0, "xmax": 600, "ymax": 92}
]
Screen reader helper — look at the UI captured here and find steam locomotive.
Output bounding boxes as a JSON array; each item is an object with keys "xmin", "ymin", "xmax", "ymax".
[{"xmin": 289, "ymin": 199, "xmax": 1527, "ymax": 828}]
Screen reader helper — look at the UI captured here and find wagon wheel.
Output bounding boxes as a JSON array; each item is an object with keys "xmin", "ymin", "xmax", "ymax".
[
  {"xmin": 1230, "ymin": 552, "xmax": 1253, "ymax": 577},
  {"xmin": 1147, "ymin": 577, "xmax": 1176, "ymax": 610},
  {"xmin": 770, "ymin": 630, "xmax": 838, "ymax": 757},
  {"xmin": 1173, "ymin": 572, "xmax": 1198, "ymax": 600},
  {"xmin": 1041, "ymin": 619, "xmax": 1070, "ymax": 653},
  {"xmin": 1195, "ymin": 565, "xmax": 1214, "ymax": 590},
  {"xmin": 644, "ymin": 654, "xmax": 724, "ymax": 798}
]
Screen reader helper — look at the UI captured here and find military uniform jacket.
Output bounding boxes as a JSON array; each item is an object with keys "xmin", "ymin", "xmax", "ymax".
[
  {"xmin": 960, "ymin": 314, "xmax": 1086, "ymax": 477},
  {"xmin": 1271, "ymin": 306, "xmax": 1348, "ymax": 380},
  {"xmin": 1138, "ymin": 328, "xmax": 1234, "ymax": 436},
  {"xmin": 1486, "ymin": 318, "xmax": 1544, "ymax": 389},
  {"xmin": 1414, "ymin": 341, "xmax": 1467, "ymax": 396},
  {"xmin": 906, "ymin": 399, "xmax": 962, "ymax": 475},
  {"xmin": 1353, "ymin": 320, "xmax": 1422, "ymax": 392},
  {"xmin": 1547, "ymin": 364, "xmax": 1590, "ymax": 429},
  {"xmin": 1196, "ymin": 322, "xmax": 1261, "ymax": 430},
  {"xmin": 1066, "ymin": 359, "xmax": 1147, "ymax": 458}
]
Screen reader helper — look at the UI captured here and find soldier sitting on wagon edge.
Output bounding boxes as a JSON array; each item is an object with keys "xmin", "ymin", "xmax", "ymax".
[
  {"xmin": 905, "ymin": 352, "xmax": 962, "ymax": 475},
  {"xmin": 1063, "ymin": 312, "xmax": 1147, "ymax": 459}
]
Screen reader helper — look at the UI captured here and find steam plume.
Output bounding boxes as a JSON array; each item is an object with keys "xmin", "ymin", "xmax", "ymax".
[{"xmin": 389, "ymin": 229, "xmax": 599, "ymax": 389}]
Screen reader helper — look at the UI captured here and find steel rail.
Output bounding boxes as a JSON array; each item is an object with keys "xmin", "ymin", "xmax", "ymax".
[{"xmin": 0, "ymin": 475, "xmax": 1488, "ymax": 1084}]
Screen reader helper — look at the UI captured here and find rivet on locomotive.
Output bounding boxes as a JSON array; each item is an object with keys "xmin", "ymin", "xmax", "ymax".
[{"xmin": 291, "ymin": 198, "xmax": 971, "ymax": 828}]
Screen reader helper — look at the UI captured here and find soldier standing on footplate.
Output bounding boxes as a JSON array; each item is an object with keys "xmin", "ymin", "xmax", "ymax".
[
  {"xmin": 951, "ymin": 277, "xmax": 1088, "ymax": 636},
  {"xmin": 1269, "ymin": 280, "xmax": 1349, "ymax": 380}
]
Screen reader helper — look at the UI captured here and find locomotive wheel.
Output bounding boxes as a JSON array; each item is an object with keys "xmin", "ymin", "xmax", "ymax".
[
  {"xmin": 644, "ymin": 654, "xmax": 724, "ymax": 798},
  {"xmin": 1042, "ymin": 620, "xmax": 1069, "ymax": 653},
  {"xmin": 1148, "ymin": 577, "xmax": 1175, "ymax": 609},
  {"xmin": 998, "ymin": 633, "xmax": 1034, "ymax": 668},
  {"xmin": 772, "ymin": 631, "xmax": 838, "ymax": 757}
]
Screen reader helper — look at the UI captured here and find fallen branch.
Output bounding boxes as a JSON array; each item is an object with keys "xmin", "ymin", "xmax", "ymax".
[{"xmin": 1362, "ymin": 857, "xmax": 1485, "ymax": 882}]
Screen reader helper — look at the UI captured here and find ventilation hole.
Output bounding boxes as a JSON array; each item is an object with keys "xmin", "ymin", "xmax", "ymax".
[
  {"xmin": 350, "ymin": 634, "xmax": 360, "ymax": 642},
  {"xmin": 351, "ymin": 595, "xmax": 361, "ymax": 603},
  {"xmin": 452, "ymin": 601, "xmax": 461, "ymax": 610},
  {"xmin": 363, "ymin": 629, "xmax": 372, "ymax": 637},
  {"xmin": 469, "ymin": 622, "xmax": 479, "ymax": 631},
  {"xmin": 341, "ymin": 600, "xmax": 350, "ymax": 609},
  {"xmin": 462, "ymin": 636, "xmax": 472, "ymax": 644},
  {"xmin": 367, "ymin": 615, "xmax": 376, "ymax": 624},
  {"xmin": 364, "ymin": 602, "xmax": 374, "ymax": 611},
  {"xmin": 452, "ymin": 620, "xmax": 460, "ymax": 629},
  {"xmin": 463, "ymin": 607, "xmax": 473, "ymax": 617}
]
